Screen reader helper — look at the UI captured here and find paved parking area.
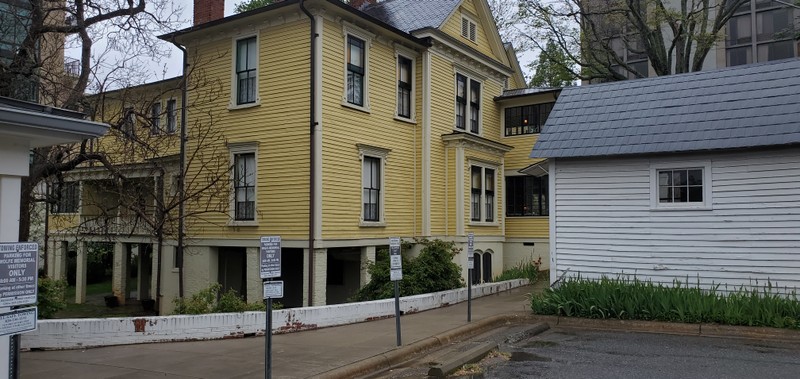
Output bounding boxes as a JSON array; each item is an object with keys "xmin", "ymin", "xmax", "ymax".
[{"xmin": 485, "ymin": 327, "xmax": 800, "ymax": 379}]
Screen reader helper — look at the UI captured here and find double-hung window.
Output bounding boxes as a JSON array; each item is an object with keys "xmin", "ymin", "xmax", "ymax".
[
  {"xmin": 362, "ymin": 156, "xmax": 381, "ymax": 222},
  {"xmin": 233, "ymin": 152, "xmax": 256, "ymax": 221},
  {"xmin": 397, "ymin": 56, "xmax": 412, "ymax": 119},
  {"xmin": 455, "ymin": 74, "xmax": 481, "ymax": 134},
  {"xmin": 471, "ymin": 166, "xmax": 495, "ymax": 222},
  {"xmin": 166, "ymin": 99, "xmax": 177, "ymax": 134},
  {"xmin": 347, "ymin": 35, "xmax": 365, "ymax": 106},
  {"xmin": 150, "ymin": 102, "xmax": 161, "ymax": 135},
  {"xmin": 52, "ymin": 181, "xmax": 79, "ymax": 214},
  {"xmin": 235, "ymin": 37, "xmax": 257, "ymax": 105}
]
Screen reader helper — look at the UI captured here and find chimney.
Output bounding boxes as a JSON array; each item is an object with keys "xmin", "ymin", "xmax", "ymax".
[
  {"xmin": 349, "ymin": 0, "xmax": 377, "ymax": 10},
  {"xmin": 194, "ymin": 0, "xmax": 225, "ymax": 26}
]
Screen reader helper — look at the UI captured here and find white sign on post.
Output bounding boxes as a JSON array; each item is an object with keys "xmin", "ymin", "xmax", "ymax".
[
  {"xmin": 263, "ymin": 281, "xmax": 284, "ymax": 299},
  {"xmin": 0, "ymin": 307, "xmax": 36, "ymax": 337},
  {"xmin": 260, "ymin": 236, "xmax": 281, "ymax": 279},
  {"xmin": 467, "ymin": 233, "xmax": 475, "ymax": 269},
  {"xmin": 0, "ymin": 243, "xmax": 38, "ymax": 307},
  {"xmin": 389, "ymin": 237, "xmax": 402, "ymax": 281}
]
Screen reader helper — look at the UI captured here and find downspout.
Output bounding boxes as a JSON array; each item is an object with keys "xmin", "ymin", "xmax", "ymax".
[
  {"xmin": 169, "ymin": 39, "xmax": 189, "ymax": 299},
  {"xmin": 299, "ymin": 0, "xmax": 318, "ymax": 306}
]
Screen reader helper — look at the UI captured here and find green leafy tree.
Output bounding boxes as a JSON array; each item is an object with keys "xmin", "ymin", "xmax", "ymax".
[
  {"xmin": 234, "ymin": 0, "xmax": 276, "ymax": 13},
  {"xmin": 529, "ymin": 40, "xmax": 576, "ymax": 87}
]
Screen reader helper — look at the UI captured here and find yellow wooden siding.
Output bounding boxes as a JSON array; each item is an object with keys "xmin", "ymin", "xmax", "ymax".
[
  {"xmin": 428, "ymin": 54, "xmax": 455, "ymax": 236},
  {"xmin": 319, "ymin": 18, "xmax": 418, "ymax": 239},
  {"xmin": 464, "ymin": 148, "xmax": 504, "ymax": 236},
  {"xmin": 184, "ymin": 19, "xmax": 311, "ymax": 240},
  {"xmin": 48, "ymin": 214, "xmax": 79, "ymax": 232},
  {"xmin": 439, "ymin": 0, "xmax": 499, "ymax": 62},
  {"xmin": 504, "ymin": 134, "xmax": 542, "ymax": 170},
  {"xmin": 505, "ymin": 217, "xmax": 549, "ymax": 238}
]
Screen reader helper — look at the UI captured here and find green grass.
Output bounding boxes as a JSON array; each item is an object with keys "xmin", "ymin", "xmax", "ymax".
[
  {"xmin": 530, "ymin": 276, "xmax": 800, "ymax": 329},
  {"xmin": 56, "ymin": 278, "xmax": 152, "ymax": 318},
  {"xmin": 494, "ymin": 258, "xmax": 542, "ymax": 283}
]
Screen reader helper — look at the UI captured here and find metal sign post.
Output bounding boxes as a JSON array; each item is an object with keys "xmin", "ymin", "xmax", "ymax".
[
  {"xmin": 259, "ymin": 237, "xmax": 281, "ymax": 379},
  {"xmin": 389, "ymin": 237, "xmax": 402, "ymax": 346},
  {"xmin": 467, "ymin": 233, "xmax": 474, "ymax": 322}
]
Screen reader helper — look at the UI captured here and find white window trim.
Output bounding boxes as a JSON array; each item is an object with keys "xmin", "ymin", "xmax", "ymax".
[
  {"xmin": 228, "ymin": 34, "xmax": 261, "ymax": 110},
  {"xmin": 394, "ymin": 47, "xmax": 417, "ymax": 123},
  {"xmin": 150, "ymin": 101, "xmax": 162, "ymax": 136},
  {"xmin": 649, "ymin": 160, "xmax": 712, "ymax": 211},
  {"xmin": 461, "ymin": 13, "xmax": 478, "ymax": 44},
  {"xmin": 228, "ymin": 142, "xmax": 259, "ymax": 226},
  {"xmin": 469, "ymin": 160, "xmax": 499, "ymax": 226},
  {"xmin": 342, "ymin": 23, "xmax": 373, "ymax": 113},
  {"xmin": 358, "ymin": 144, "xmax": 390, "ymax": 227},
  {"xmin": 165, "ymin": 97, "xmax": 178, "ymax": 134},
  {"xmin": 454, "ymin": 70, "xmax": 484, "ymax": 136}
]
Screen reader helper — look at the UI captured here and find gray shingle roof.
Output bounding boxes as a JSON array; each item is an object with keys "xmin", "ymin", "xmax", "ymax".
[
  {"xmin": 361, "ymin": 0, "xmax": 460, "ymax": 33},
  {"xmin": 531, "ymin": 59, "xmax": 800, "ymax": 158}
]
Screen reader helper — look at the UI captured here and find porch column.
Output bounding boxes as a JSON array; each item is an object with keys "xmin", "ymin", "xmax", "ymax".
[
  {"xmin": 313, "ymin": 248, "xmax": 327, "ymax": 306},
  {"xmin": 246, "ymin": 246, "xmax": 260, "ymax": 303},
  {"xmin": 74, "ymin": 241, "xmax": 87, "ymax": 304},
  {"xmin": 360, "ymin": 246, "xmax": 375, "ymax": 287},
  {"xmin": 112, "ymin": 242, "xmax": 128, "ymax": 305},
  {"xmin": 51, "ymin": 240, "xmax": 68, "ymax": 280}
]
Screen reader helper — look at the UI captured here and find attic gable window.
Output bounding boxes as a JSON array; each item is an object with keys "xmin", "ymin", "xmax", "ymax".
[{"xmin": 461, "ymin": 15, "xmax": 477, "ymax": 43}]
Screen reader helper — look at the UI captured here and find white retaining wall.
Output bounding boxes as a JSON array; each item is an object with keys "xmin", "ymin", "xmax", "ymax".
[{"xmin": 23, "ymin": 279, "xmax": 528, "ymax": 350}]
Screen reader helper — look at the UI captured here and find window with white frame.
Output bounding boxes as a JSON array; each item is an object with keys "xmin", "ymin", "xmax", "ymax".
[
  {"xmin": 461, "ymin": 14, "xmax": 477, "ymax": 43},
  {"xmin": 347, "ymin": 35, "xmax": 366, "ymax": 106},
  {"xmin": 396, "ymin": 55, "xmax": 412, "ymax": 119},
  {"xmin": 471, "ymin": 165, "xmax": 495, "ymax": 222},
  {"xmin": 358, "ymin": 144, "xmax": 389, "ymax": 225},
  {"xmin": 150, "ymin": 102, "xmax": 161, "ymax": 135},
  {"xmin": 456, "ymin": 73, "xmax": 481, "ymax": 134},
  {"xmin": 166, "ymin": 99, "xmax": 177, "ymax": 134},
  {"xmin": 650, "ymin": 162, "xmax": 712, "ymax": 210},
  {"xmin": 232, "ymin": 150, "xmax": 256, "ymax": 221},
  {"xmin": 235, "ymin": 36, "xmax": 258, "ymax": 105}
]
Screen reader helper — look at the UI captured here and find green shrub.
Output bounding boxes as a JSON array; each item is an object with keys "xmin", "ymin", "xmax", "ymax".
[
  {"xmin": 38, "ymin": 277, "xmax": 68, "ymax": 319},
  {"xmin": 530, "ymin": 276, "xmax": 800, "ymax": 329},
  {"xmin": 351, "ymin": 238, "xmax": 464, "ymax": 301},
  {"xmin": 494, "ymin": 257, "xmax": 542, "ymax": 283},
  {"xmin": 173, "ymin": 283, "xmax": 280, "ymax": 314}
]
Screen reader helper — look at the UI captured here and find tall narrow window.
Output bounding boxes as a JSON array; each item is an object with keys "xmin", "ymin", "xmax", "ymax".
[
  {"xmin": 234, "ymin": 152, "xmax": 256, "ymax": 220},
  {"xmin": 347, "ymin": 36, "xmax": 365, "ymax": 106},
  {"xmin": 472, "ymin": 252, "xmax": 482, "ymax": 284},
  {"xmin": 484, "ymin": 168, "xmax": 494, "ymax": 222},
  {"xmin": 456, "ymin": 74, "xmax": 467, "ymax": 130},
  {"xmin": 52, "ymin": 182, "xmax": 79, "ymax": 214},
  {"xmin": 362, "ymin": 156, "xmax": 381, "ymax": 222},
  {"xmin": 470, "ymin": 81, "xmax": 480, "ymax": 134},
  {"xmin": 123, "ymin": 106, "xmax": 135, "ymax": 134},
  {"xmin": 471, "ymin": 166, "xmax": 482, "ymax": 221},
  {"xmin": 150, "ymin": 102, "xmax": 161, "ymax": 135},
  {"xmin": 166, "ymin": 99, "xmax": 177, "ymax": 134},
  {"xmin": 397, "ymin": 56, "xmax": 412, "ymax": 118},
  {"xmin": 236, "ymin": 37, "xmax": 257, "ymax": 105}
]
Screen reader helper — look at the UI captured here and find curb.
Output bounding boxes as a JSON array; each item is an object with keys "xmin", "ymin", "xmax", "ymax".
[
  {"xmin": 427, "ymin": 341, "xmax": 498, "ymax": 377},
  {"xmin": 532, "ymin": 315, "xmax": 800, "ymax": 343},
  {"xmin": 314, "ymin": 312, "xmax": 529, "ymax": 379}
]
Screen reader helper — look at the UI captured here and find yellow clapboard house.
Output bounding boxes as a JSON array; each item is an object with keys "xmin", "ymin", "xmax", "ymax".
[{"xmin": 46, "ymin": 0, "xmax": 557, "ymax": 314}]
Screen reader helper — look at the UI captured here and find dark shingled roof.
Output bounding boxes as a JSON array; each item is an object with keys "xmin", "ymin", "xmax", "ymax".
[
  {"xmin": 531, "ymin": 59, "xmax": 800, "ymax": 158},
  {"xmin": 361, "ymin": 0, "xmax": 460, "ymax": 33}
]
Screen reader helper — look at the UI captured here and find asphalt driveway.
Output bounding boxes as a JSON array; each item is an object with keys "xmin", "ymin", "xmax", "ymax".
[{"xmin": 485, "ymin": 327, "xmax": 800, "ymax": 379}]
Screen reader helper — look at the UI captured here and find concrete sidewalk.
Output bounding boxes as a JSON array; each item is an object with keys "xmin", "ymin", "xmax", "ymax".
[{"xmin": 21, "ymin": 284, "xmax": 538, "ymax": 379}]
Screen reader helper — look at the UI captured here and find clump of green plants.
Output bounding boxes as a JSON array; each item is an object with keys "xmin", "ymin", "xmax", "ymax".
[
  {"xmin": 494, "ymin": 257, "xmax": 542, "ymax": 283},
  {"xmin": 351, "ymin": 238, "xmax": 464, "ymax": 301},
  {"xmin": 530, "ymin": 276, "xmax": 800, "ymax": 329},
  {"xmin": 173, "ymin": 283, "xmax": 281, "ymax": 314},
  {"xmin": 37, "ymin": 276, "xmax": 68, "ymax": 319}
]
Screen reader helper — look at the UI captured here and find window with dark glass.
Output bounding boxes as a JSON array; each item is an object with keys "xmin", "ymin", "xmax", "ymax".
[
  {"xmin": 397, "ymin": 56, "xmax": 412, "ymax": 118},
  {"xmin": 236, "ymin": 37, "xmax": 257, "ymax": 105},
  {"xmin": 484, "ymin": 168, "xmax": 494, "ymax": 222},
  {"xmin": 150, "ymin": 102, "xmax": 161, "ymax": 135},
  {"xmin": 726, "ymin": 1, "xmax": 797, "ymax": 66},
  {"xmin": 456, "ymin": 74, "xmax": 467, "ymax": 130},
  {"xmin": 362, "ymin": 156, "xmax": 381, "ymax": 222},
  {"xmin": 122, "ymin": 106, "xmax": 135, "ymax": 134},
  {"xmin": 471, "ymin": 166, "xmax": 495, "ymax": 222},
  {"xmin": 470, "ymin": 81, "xmax": 480, "ymax": 134},
  {"xmin": 471, "ymin": 166, "xmax": 481, "ymax": 221},
  {"xmin": 504, "ymin": 103, "xmax": 555, "ymax": 136},
  {"xmin": 505, "ymin": 175, "xmax": 548, "ymax": 216},
  {"xmin": 166, "ymin": 99, "xmax": 177, "ymax": 134},
  {"xmin": 658, "ymin": 169, "xmax": 703, "ymax": 203},
  {"xmin": 347, "ymin": 36, "xmax": 365, "ymax": 106},
  {"xmin": 52, "ymin": 182, "xmax": 79, "ymax": 214},
  {"xmin": 234, "ymin": 152, "xmax": 256, "ymax": 220}
]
